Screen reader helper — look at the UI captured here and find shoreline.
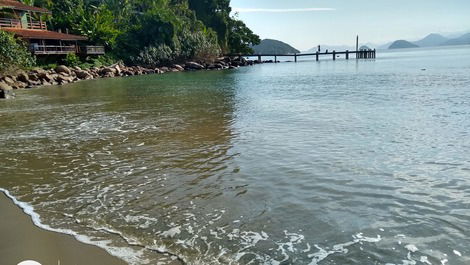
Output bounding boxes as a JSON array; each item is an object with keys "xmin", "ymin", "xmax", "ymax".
[
  {"xmin": 0, "ymin": 57, "xmax": 262, "ymax": 99},
  {"xmin": 0, "ymin": 189, "xmax": 129, "ymax": 265},
  {"xmin": 0, "ymin": 188, "xmax": 184, "ymax": 265}
]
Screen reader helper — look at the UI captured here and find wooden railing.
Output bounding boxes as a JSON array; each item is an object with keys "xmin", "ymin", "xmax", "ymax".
[
  {"xmin": 30, "ymin": 45, "xmax": 77, "ymax": 55},
  {"xmin": 27, "ymin": 21, "xmax": 47, "ymax": 30},
  {"xmin": 0, "ymin": 18, "xmax": 47, "ymax": 29},
  {"xmin": 79, "ymin": 46, "xmax": 105, "ymax": 55},
  {"xmin": 0, "ymin": 18, "xmax": 21, "ymax": 28}
]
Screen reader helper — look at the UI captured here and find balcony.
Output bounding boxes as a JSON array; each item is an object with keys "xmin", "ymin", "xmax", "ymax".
[
  {"xmin": 79, "ymin": 46, "xmax": 105, "ymax": 55},
  {"xmin": 0, "ymin": 18, "xmax": 21, "ymax": 28},
  {"xmin": 0, "ymin": 17, "xmax": 47, "ymax": 30},
  {"xmin": 30, "ymin": 45, "xmax": 77, "ymax": 55},
  {"xmin": 27, "ymin": 20, "xmax": 47, "ymax": 30}
]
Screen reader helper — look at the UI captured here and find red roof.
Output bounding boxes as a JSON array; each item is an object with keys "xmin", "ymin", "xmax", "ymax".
[
  {"xmin": 0, "ymin": 0, "xmax": 51, "ymax": 13},
  {"xmin": 2, "ymin": 28, "xmax": 87, "ymax": 41}
]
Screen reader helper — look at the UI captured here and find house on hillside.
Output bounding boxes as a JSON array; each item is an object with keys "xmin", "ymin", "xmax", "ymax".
[{"xmin": 0, "ymin": 0, "xmax": 104, "ymax": 56}]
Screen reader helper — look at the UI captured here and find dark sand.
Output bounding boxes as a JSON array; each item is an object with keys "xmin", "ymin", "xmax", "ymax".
[{"xmin": 0, "ymin": 192, "xmax": 128, "ymax": 265}]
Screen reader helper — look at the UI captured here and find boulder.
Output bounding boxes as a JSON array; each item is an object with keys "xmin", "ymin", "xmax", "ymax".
[
  {"xmin": 172, "ymin": 64, "xmax": 184, "ymax": 71},
  {"xmin": 17, "ymin": 72, "xmax": 29, "ymax": 83},
  {"xmin": 55, "ymin": 65, "xmax": 72, "ymax": 75},
  {"xmin": 185, "ymin": 62, "xmax": 205, "ymax": 70},
  {"xmin": 0, "ymin": 82, "xmax": 14, "ymax": 99},
  {"xmin": 2, "ymin": 76, "xmax": 16, "ymax": 86},
  {"xmin": 28, "ymin": 73, "xmax": 39, "ymax": 81},
  {"xmin": 31, "ymin": 68, "xmax": 46, "ymax": 75},
  {"xmin": 57, "ymin": 74, "xmax": 74, "ymax": 84},
  {"xmin": 208, "ymin": 63, "xmax": 224, "ymax": 70},
  {"xmin": 75, "ymin": 70, "xmax": 91, "ymax": 79},
  {"xmin": 37, "ymin": 72, "xmax": 53, "ymax": 82},
  {"xmin": 0, "ymin": 82, "xmax": 13, "ymax": 91}
]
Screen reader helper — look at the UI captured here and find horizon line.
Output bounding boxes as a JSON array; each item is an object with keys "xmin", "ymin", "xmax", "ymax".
[{"xmin": 232, "ymin": 8, "xmax": 336, "ymax": 13}]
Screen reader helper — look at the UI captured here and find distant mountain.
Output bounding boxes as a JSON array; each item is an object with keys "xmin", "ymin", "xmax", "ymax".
[
  {"xmin": 413, "ymin": 33, "xmax": 448, "ymax": 47},
  {"xmin": 389, "ymin": 40, "xmax": 419, "ymax": 49},
  {"xmin": 305, "ymin": 45, "xmax": 354, "ymax": 53},
  {"xmin": 251, "ymin": 39, "xmax": 300, "ymax": 54},
  {"xmin": 442, "ymin": 33, "xmax": 470, "ymax": 46},
  {"xmin": 359, "ymin": 45, "xmax": 371, "ymax": 50}
]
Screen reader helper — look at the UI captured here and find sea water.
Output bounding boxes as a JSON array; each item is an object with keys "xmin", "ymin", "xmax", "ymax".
[{"xmin": 1, "ymin": 45, "xmax": 470, "ymax": 264}]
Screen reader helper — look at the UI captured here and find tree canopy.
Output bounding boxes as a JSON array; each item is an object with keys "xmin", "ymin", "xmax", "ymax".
[{"xmin": 23, "ymin": 0, "xmax": 260, "ymax": 65}]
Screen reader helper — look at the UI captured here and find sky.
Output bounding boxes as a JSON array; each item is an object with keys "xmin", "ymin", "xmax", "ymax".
[{"xmin": 230, "ymin": 0, "xmax": 470, "ymax": 51}]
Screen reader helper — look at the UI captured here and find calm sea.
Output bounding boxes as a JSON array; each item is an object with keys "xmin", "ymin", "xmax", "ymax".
[{"xmin": 1, "ymin": 45, "xmax": 470, "ymax": 265}]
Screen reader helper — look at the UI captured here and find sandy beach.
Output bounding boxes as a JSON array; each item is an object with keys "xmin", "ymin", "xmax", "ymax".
[{"xmin": 0, "ymin": 192, "xmax": 128, "ymax": 265}]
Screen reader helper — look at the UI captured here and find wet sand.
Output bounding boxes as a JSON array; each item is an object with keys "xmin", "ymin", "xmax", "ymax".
[{"xmin": 0, "ymin": 192, "xmax": 128, "ymax": 265}]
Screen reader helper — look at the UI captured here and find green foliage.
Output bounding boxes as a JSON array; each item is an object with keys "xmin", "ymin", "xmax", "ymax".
[
  {"xmin": 63, "ymin": 53, "xmax": 80, "ymax": 67},
  {"xmin": 20, "ymin": 0, "xmax": 260, "ymax": 67},
  {"xmin": 0, "ymin": 31, "xmax": 36, "ymax": 73},
  {"xmin": 131, "ymin": 44, "xmax": 175, "ymax": 68},
  {"xmin": 227, "ymin": 18, "xmax": 260, "ymax": 54}
]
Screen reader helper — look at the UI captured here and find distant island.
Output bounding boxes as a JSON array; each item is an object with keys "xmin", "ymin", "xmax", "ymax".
[
  {"xmin": 388, "ymin": 32, "xmax": 470, "ymax": 49},
  {"xmin": 251, "ymin": 39, "xmax": 300, "ymax": 54},
  {"xmin": 389, "ymin": 40, "xmax": 419, "ymax": 49}
]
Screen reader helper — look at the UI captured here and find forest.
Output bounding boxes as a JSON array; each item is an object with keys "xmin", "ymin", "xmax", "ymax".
[{"xmin": 1, "ymin": 0, "xmax": 260, "ymax": 70}]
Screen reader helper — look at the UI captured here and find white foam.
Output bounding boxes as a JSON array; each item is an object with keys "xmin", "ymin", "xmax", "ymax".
[
  {"xmin": 453, "ymin": 250, "xmax": 462, "ymax": 256},
  {"xmin": 0, "ymin": 188, "xmax": 143, "ymax": 265},
  {"xmin": 405, "ymin": 244, "xmax": 419, "ymax": 253},
  {"xmin": 161, "ymin": 226, "xmax": 181, "ymax": 238}
]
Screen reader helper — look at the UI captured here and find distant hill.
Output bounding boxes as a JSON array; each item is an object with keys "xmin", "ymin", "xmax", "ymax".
[
  {"xmin": 359, "ymin": 45, "xmax": 371, "ymax": 50},
  {"xmin": 251, "ymin": 39, "xmax": 300, "ymax": 54},
  {"xmin": 413, "ymin": 33, "xmax": 448, "ymax": 47},
  {"xmin": 442, "ymin": 33, "xmax": 470, "ymax": 46},
  {"xmin": 389, "ymin": 40, "xmax": 419, "ymax": 49},
  {"xmin": 305, "ymin": 45, "xmax": 354, "ymax": 53}
]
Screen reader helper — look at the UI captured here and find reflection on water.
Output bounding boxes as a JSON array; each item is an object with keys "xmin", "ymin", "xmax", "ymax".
[{"xmin": 1, "ymin": 46, "xmax": 470, "ymax": 264}]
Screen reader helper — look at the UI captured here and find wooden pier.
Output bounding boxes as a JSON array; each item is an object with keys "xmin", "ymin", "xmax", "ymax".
[{"xmin": 229, "ymin": 49, "xmax": 376, "ymax": 63}]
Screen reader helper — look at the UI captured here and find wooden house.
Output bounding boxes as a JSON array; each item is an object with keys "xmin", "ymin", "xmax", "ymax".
[{"xmin": 0, "ymin": 0, "xmax": 104, "ymax": 56}]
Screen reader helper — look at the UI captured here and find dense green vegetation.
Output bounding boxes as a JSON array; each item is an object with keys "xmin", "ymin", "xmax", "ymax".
[
  {"xmin": 24, "ymin": 0, "xmax": 260, "ymax": 66},
  {"xmin": 0, "ymin": 31, "xmax": 36, "ymax": 74}
]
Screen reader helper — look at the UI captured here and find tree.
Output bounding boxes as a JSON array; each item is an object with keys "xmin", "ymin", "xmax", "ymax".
[
  {"xmin": 0, "ymin": 31, "xmax": 35, "ymax": 73},
  {"xmin": 228, "ymin": 18, "xmax": 260, "ymax": 54}
]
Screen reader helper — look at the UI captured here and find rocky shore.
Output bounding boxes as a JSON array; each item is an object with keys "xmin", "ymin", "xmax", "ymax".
[{"xmin": 0, "ymin": 56, "xmax": 261, "ymax": 99}]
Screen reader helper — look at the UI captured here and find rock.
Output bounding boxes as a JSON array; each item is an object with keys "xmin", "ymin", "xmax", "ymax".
[
  {"xmin": 57, "ymin": 74, "xmax": 74, "ymax": 84},
  {"xmin": 2, "ymin": 76, "xmax": 16, "ymax": 86},
  {"xmin": 28, "ymin": 73, "xmax": 39, "ymax": 81},
  {"xmin": 100, "ymin": 67, "xmax": 116, "ymax": 76},
  {"xmin": 75, "ymin": 70, "xmax": 91, "ymax": 79},
  {"xmin": 103, "ymin": 71, "xmax": 115, "ymax": 78},
  {"xmin": 208, "ymin": 63, "xmax": 223, "ymax": 70},
  {"xmin": 0, "ymin": 82, "xmax": 14, "ymax": 99},
  {"xmin": 17, "ymin": 72, "xmax": 29, "ymax": 83},
  {"xmin": 185, "ymin": 62, "xmax": 205, "ymax": 70},
  {"xmin": 37, "ymin": 72, "xmax": 53, "ymax": 82},
  {"xmin": 0, "ymin": 82, "xmax": 13, "ymax": 91},
  {"xmin": 172, "ymin": 64, "xmax": 184, "ymax": 71},
  {"xmin": 31, "ymin": 68, "xmax": 46, "ymax": 75},
  {"xmin": 12, "ymin": 81, "xmax": 27, "ymax": 89},
  {"xmin": 114, "ymin": 65, "xmax": 122, "ymax": 75},
  {"xmin": 55, "ymin": 65, "xmax": 72, "ymax": 75}
]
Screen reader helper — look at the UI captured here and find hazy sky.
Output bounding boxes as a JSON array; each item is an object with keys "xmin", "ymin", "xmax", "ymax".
[{"xmin": 230, "ymin": 0, "xmax": 470, "ymax": 50}]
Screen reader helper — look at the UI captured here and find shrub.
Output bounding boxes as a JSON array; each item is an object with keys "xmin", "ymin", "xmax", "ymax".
[
  {"xmin": 131, "ymin": 44, "xmax": 175, "ymax": 68},
  {"xmin": 0, "ymin": 31, "xmax": 36, "ymax": 73},
  {"xmin": 63, "ymin": 53, "xmax": 80, "ymax": 67}
]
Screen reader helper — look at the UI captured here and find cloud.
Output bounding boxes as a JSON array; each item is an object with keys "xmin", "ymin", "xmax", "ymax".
[{"xmin": 232, "ymin": 7, "xmax": 335, "ymax": 13}]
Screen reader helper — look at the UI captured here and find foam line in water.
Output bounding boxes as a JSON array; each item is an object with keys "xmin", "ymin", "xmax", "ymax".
[{"xmin": 0, "ymin": 188, "xmax": 144, "ymax": 265}]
